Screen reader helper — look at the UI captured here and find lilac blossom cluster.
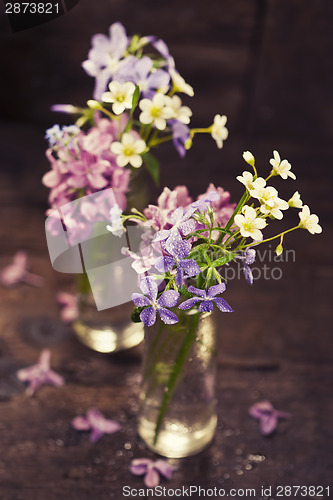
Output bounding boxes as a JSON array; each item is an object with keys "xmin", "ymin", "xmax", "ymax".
[{"xmin": 43, "ymin": 116, "xmax": 130, "ymax": 212}]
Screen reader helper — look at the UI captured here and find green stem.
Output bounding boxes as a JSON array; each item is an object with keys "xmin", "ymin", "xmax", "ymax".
[
  {"xmin": 222, "ymin": 229, "xmax": 241, "ymax": 248},
  {"xmin": 153, "ymin": 312, "xmax": 200, "ymax": 445},
  {"xmin": 76, "ymin": 273, "xmax": 91, "ymax": 296},
  {"xmin": 216, "ymin": 191, "xmax": 248, "ymax": 245},
  {"xmin": 149, "ymin": 134, "xmax": 173, "ymax": 147},
  {"xmin": 143, "ymin": 124, "xmax": 153, "ymax": 142},
  {"xmin": 242, "ymin": 226, "xmax": 299, "ymax": 249},
  {"xmin": 190, "ymin": 127, "xmax": 211, "ymax": 134},
  {"xmin": 99, "ymin": 106, "xmax": 119, "ymax": 121},
  {"xmin": 147, "ymin": 129, "xmax": 159, "ymax": 146}
]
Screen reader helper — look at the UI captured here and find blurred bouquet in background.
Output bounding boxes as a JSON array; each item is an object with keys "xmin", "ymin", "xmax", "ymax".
[{"xmin": 42, "ymin": 22, "xmax": 229, "ymax": 219}]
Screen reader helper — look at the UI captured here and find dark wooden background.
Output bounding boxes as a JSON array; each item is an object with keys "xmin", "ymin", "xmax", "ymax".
[{"xmin": 0, "ymin": 1, "xmax": 332, "ymax": 498}]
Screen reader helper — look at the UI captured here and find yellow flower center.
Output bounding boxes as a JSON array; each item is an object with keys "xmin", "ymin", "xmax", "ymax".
[
  {"xmin": 150, "ymin": 106, "xmax": 161, "ymax": 118},
  {"xmin": 243, "ymin": 222, "xmax": 254, "ymax": 232},
  {"xmin": 123, "ymin": 146, "xmax": 134, "ymax": 156}
]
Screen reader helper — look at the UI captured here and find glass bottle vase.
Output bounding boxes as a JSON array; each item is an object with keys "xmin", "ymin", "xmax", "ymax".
[
  {"xmin": 72, "ymin": 274, "xmax": 144, "ymax": 353},
  {"xmin": 138, "ymin": 310, "xmax": 218, "ymax": 458}
]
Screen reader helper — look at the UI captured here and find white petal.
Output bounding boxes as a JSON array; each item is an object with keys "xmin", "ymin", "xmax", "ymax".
[
  {"xmin": 139, "ymin": 111, "xmax": 153, "ymax": 124},
  {"xmin": 130, "ymin": 155, "xmax": 143, "ymax": 168},
  {"xmin": 116, "ymin": 154, "xmax": 129, "ymax": 167},
  {"xmin": 110, "ymin": 142, "xmax": 123, "ymax": 154},
  {"xmin": 112, "ymin": 102, "xmax": 125, "ymax": 115},
  {"xmin": 154, "ymin": 117, "xmax": 166, "ymax": 130}
]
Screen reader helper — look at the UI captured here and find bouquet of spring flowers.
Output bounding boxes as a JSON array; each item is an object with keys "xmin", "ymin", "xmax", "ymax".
[
  {"xmin": 113, "ymin": 150, "xmax": 322, "ymax": 449},
  {"xmin": 122, "ymin": 149, "xmax": 322, "ymax": 326},
  {"xmin": 42, "ymin": 22, "xmax": 229, "ymax": 220}
]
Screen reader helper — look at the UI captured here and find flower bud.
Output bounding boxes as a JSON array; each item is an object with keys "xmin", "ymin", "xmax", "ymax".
[
  {"xmin": 87, "ymin": 100, "xmax": 102, "ymax": 110},
  {"xmin": 243, "ymin": 151, "xmax": 255, "ymax": 166},
  {"xmin": 184, "ymin": 137, "xmax": 193, "ymax": 150},
  {"xmin": 275, "ymin": 244, "xmax": 283, "ymax": 256}
]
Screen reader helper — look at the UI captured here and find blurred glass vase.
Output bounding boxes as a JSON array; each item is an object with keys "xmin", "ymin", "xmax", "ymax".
[
  {"xmin": 73, "ymin": 275, "xmax": 143, "ymax": 353},
  {"xmin": 138, "ymin": 310, "xmax": 218, "ymax": 458},
  {"xmin": 45, "ymin": 189, "xmax": 145, "ymax": 353},
  {"xmin": 71, "ymin": 227, "xmax": 145, "ymax": 352}
]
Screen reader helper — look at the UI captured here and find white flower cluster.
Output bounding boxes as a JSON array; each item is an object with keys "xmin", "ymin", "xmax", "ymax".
[
  {"xmin": 234, "ymin": 151, "xmax": 322, "ymax": 243},
  {"xmin": 139, "ymin": 93, "xmax": 192, "ymax": 130}
]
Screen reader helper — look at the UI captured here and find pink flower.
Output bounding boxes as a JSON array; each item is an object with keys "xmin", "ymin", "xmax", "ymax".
[
  {"xmin": 71, "ymin": 408, "xmax": 121, "ymax": 443},
  {"xmin": 57, "ymin": 292, "xmax": 78, "ymax": 323},
  {"xmin": 249, "ymin": 400, "xmax": 291, "ymax": 435},
  {"xmin": 121, "ymin": 244, "xmax": 157, "ymax": 275},
  {"xmin": 17, "ymin": 349, "xmax": 64, "ymax": 396},
  {"xmin": 130, "ymin": 458, "xmax": 176, "ymax": 487},
  {"xmin": 143, "ymin": 184, "xmax": 234, "ymax": 237},
  {"xmin": 197, "ymin": 183, "xmax": 235, "ymax": 227},
  {"xmin": 0, "ymin": 251, "xmax": 44, "ymax": 288},
  {"xmin": 143, "ymin": 186, "xmax": 193, "ymax": 231},
  {"xmin": 66, "ymin": 152, "xmax": 109, "ymax": 190},
  {"xmin": 43, "ymin": 121, "xmax": 130, "ymax": 212}
]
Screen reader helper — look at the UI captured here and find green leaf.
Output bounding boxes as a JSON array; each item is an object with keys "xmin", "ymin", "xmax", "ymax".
[
  {"xmin": 142, "ymin": 152, "xmax": 160, "ymax": 186},
  {"xmin": 204, "ymin": 252, "xmax": 212, "ymax": 265},
  {"xmin": 213, "ymin": 268, "xmax": 223, "ymax": 283},
  {"xmin": 132, "ymin": 85, "xmax": 140, "ymax": 112},
  {"xmin": 206, "ymin": 267, "xmax": 214, "ymax": 288},
  {"xmin": 181, "ymin": 284, "xmax": 193, "ymax": 299},
  {"xmin": 131, "ymin": 306, "xmax": 144, "ymax": 323},
  {"xmin": 196, "ymin": 271, "xmax": 206, "ymax": 290},
  {"xmin": 188, "ymin": 243, "xmax": 209, "ymax": 260},
  {"xmin": 212, "ymin": 252, "xmax": 236, "ymax": 268}
]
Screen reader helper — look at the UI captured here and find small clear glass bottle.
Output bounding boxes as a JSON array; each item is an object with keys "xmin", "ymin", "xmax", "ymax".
[{"xmin": 138, "ymin": 310, "xmax": 217, "ymax": 458}]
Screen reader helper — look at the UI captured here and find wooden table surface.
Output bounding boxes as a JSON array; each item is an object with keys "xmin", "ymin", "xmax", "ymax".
[{"xmin": 0, "ymin": 1, "xmax": 332, "ymax": 498}]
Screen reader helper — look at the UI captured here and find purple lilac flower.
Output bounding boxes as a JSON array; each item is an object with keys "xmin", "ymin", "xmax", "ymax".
[
  {"xmin": 0, "ymin": 251, "xmax": 44, "ymax": 288},
  {"xmin": 170, "ymin": 121, "xmax": 190, "ymax": 158},
  {"xmin": 122, "ymin": 244, "xmax": 157, "ymax": 275},
  {"xmin": 115, "ymin": 56, "xmax": 170, "ymax": 99},
  {"xmin": 188, "ymin": 190, "xmax": 220, "ymax": 216},
  {"xmin": 132, "ymin": 276, "xmax": 179, "ymax": 326},
  {"xmin": 51, "ymin": 104, "xmax": 81, "ymax": 115},
  {"xmin": 143, "ymin": 186, "xmax": 193, "ymax": 232},
  {"xmin": 71, "ymin": 408, "xmax": 121, "ymax": 443},
  {"xmin": 82, "ymin": 22, "xmax": 129, "ymax": 100},
  {"xmin": 130, "ymin": 458, "xmax": 176, "ymax": 487},
  {"xmin": 16, "ymin": 349, "xmax": 64, "ymax": 396},
  {"xmin": 67, "ymin": 152, "xmax": 110, "ymax": 190},
  {"xmin": 197, "ymin": 184, "xmax": 235, "ymax": 228},
  {"xmin": 57, "ymin": 292, "xmax": 78, "ymax": 323},
  {"xmin": 178, "ymin": 284, "xmax": 233, "ymax": 313},
  {"xmin": 237, "ymin": 248, "xmax": 256, "ymax": 285},
  {"xmin": 43, "ymin": 119, "xmax": 130, "ymax": 211},
  {"xmin": 152, "ymin": 39, "xmax": 176, "ymax": 70},
  {"xmin": 249, "ymin": 400, "xmax": 291, "ymax": 436},
  {"xmin": 45, "ymin": 124, "xmax": 81, "ymax": 149},
  {"xmin": 155, "ymin": 241, "xmax": 200, "ymax": 288},
  {"xmin": 152, "ymin": 206, "xmax": 196, "ymax": 254}
]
